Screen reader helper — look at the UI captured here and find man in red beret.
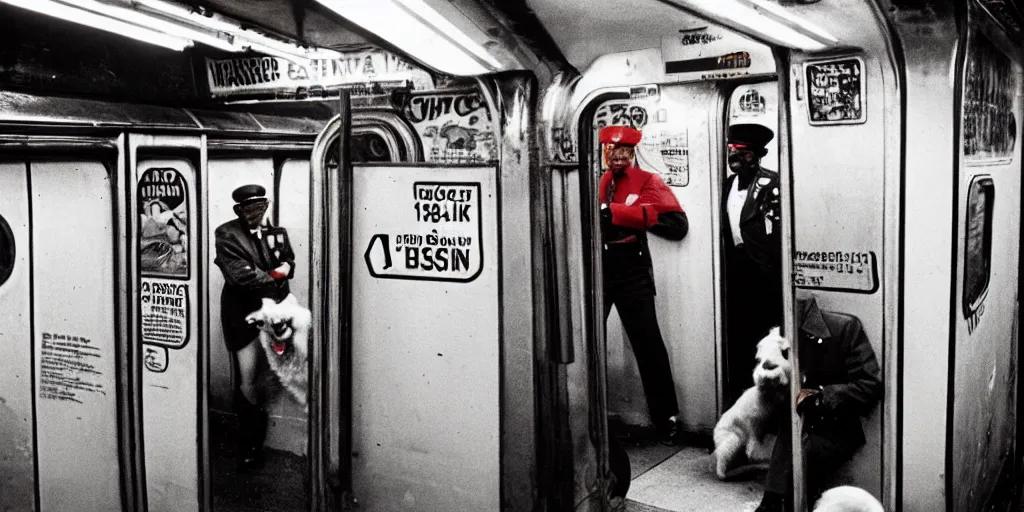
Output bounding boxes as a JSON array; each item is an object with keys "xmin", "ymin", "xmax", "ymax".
[{"xmin": 598, "ymin": 125, "xmax": 689, "ymax": 448}]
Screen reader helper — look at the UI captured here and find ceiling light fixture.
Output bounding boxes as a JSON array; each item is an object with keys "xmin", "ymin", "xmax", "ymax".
[
  {"xmin": 666, "ymin": 0, "xmax": 837, "ymax": 52},
  {"xmin": 316, "ymin": 0, "xmax": 501, "ymax": 76},
  {"xmin": 1, "ymin": 0, "xmax": 191, "ymax": 51}
]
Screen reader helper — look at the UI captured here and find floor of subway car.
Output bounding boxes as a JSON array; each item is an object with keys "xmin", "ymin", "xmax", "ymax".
[
  {"xmin": 210, "ymin": 410, "xmax": 308, "ymax": 512},
  {"xmin": 614, "ymin": 425, "xmax": 764, "ymax": 512}
]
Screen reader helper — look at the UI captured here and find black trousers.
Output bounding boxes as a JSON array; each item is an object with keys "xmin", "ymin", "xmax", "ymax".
[
  {"xmin": 765, "ymin": 413, "xmax": 858, "ymax": 503},
  {"xmin": 609, "ymin": 426, "xmax": 631, "ymax": 498},
  {"xmin": 604, "ymin": 294, "xmax": 680, "ymax": 424},
  {"xmin": 724, "ymin": 246, "xmax": 782, "ymax": 408}
]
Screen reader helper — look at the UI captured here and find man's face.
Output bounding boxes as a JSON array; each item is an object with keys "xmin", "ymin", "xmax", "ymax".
[
  {"xmin": 728, "ymin": 142, "xmax": 759, "ymax": 177},
  {"xmin": 235, "ymin": 198, "xmax": 270, "ymax": 228},
  {"xmin": 605, "ymin": 144, "xmax": 634, "ymax": 175}
]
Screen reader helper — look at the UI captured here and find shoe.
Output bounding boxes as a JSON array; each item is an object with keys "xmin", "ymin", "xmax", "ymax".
[
  {"xmin": 609, "ymin": 496, "xmax": 626, "ymax": 511},
  {"xmin": 657, "ymin": 417, "xmax": 682, "ymax": 446},
  {"xmin": 754, "ymin": 491, "xmax": 786, "ymax": 512}
]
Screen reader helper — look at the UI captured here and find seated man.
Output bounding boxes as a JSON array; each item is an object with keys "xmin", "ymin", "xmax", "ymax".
[{"xmin": 756, "ymin": 290, "xmax": 883, "ymax": 512}]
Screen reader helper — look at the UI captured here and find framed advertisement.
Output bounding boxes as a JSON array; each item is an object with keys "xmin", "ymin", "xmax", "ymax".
[{"xmin": 805, "ymin": 56, "xmax": 867, "ymax": 126}]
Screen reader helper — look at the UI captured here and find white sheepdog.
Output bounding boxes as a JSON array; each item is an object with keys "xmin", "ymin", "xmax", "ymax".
[
  {"xmin": 713, "ymin": 327, "xmax": 792, "ymax": 479},
  {"xmin": 245, "ymin": 294, "xmax": 311, "ymax": 408}
]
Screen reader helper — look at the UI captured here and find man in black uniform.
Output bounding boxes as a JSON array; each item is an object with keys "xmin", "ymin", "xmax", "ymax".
[
  {"xmin": 722, "ymin": 123, "xmax": 783, "ymax": 408},
  {"xmin": 214, "ymin": 184, "xmax": 295, "ymax": 470},
  {"xmin": 598, "ymin": 125, "xmax": 690, "ymax": 444},
  {"xmin": 755, "ymin": 291, "xmax": 883, "ymax": 511}
]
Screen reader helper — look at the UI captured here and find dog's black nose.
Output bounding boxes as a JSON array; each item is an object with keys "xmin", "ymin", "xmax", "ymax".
[{"xmin": 762, "ymin": 361, "xmax": 778, "ymax": 371}]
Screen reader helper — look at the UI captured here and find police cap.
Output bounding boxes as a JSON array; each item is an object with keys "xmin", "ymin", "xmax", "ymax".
[
  {"xmin": 599, "ymin": 125, "xmax": 642, "ymax": 147},
  {"xmin": 231, "ymin": 184, "xmax": 267, "ymax": 204},
  {"xmin": 728, "ymin": 123, "xmax": 774, "ymax": 148}
]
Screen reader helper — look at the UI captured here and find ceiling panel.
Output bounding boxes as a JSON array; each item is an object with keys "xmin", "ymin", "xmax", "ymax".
[{"xmin": 525, "ymin": 0, "xmax": 709, "ymax": 70}]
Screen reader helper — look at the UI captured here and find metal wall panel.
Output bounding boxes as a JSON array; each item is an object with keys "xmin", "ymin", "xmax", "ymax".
[{"xmin": 31, "ymin": 160, "xmax": 121, "ymax": 511}]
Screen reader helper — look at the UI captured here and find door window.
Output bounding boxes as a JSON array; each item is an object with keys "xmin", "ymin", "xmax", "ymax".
[{"xmin": 0, "ymin": 214, "xmax": 14, "ymax": 287}]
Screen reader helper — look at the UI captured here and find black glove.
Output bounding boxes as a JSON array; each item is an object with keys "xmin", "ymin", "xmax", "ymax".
[{"xmin": 600, "ymin": 204, "xmax": 614, "ymax": 232}]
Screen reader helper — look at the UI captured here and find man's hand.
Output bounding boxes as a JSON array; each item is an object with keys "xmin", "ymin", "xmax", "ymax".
[
  {"xmin": 797, "ymin": 388, "xmax": 819, "ymax": 406},
  {"xmin": 796, "ymin": 388, "xmax": 821, "ymax": 415},
  {"xmin": 270, "ymin": 262, "xmax": 291, "ymax": 280}
]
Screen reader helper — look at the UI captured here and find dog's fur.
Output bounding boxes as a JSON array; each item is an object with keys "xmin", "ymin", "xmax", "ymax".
[
  {"xmin": 712, "ymin": 327, "xmax": 792, "ymax": 480},
  {"xmin": 245, "ymin": 294, "xmax": 311, "ymax": 408},
  {"xmin": 812, "ymin": 486, "xmax": 884, "ymax": 512}
]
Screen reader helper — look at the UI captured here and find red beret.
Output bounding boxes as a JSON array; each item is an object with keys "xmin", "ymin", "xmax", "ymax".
[{"xmin": 599, "ymin": 125, "xmax": 642, "ymax": 147}]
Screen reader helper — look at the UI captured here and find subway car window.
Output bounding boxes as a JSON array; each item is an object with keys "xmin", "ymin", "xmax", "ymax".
[
  {"xmin": 0, "ymin": 214, "xmax": 14, "ymax": 287},
  {"xmin": 964, "ymin": 177, "xmax": 995, "ymax": 312},
  {"xmin": 351, "ymin": 133, "xmax": 392, "ymax": 162}
]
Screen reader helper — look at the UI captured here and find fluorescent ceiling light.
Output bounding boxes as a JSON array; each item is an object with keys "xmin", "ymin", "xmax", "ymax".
[
  {"xmin": 135, "ymin": 0, "xmax": 342, "ymax": 60},
  {"xmin": 667, "ymin": 0, "xmax": 836, "ymax": 52},
  {"xmin": 317, "ymin": 0, "xmax": 500, "ymax": 76},
  {"xmin": 2, "ymin": 0, "xmax": 191, "ymax": 51},
  {"xmin": 747, "ymin": 0, "xmax": 838, "ymax": 44},
  {"xmin": 392, "ymin": 0, "xmax": 502, "ymax": 69},
  {"xmin": 53, "ymin": 0, "xmax": 241, "ymax": 52}
]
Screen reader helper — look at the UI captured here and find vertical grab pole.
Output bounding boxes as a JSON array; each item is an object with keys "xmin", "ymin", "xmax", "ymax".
[
  {"xmin": 332, "ymin": 90, "xmax": 354, "ymax": 508},
  {"xmin": 308, "ymin": 116, "xmax": 330, "ymax": 512},
  {"xmin": 309, "ymin": 89, "xmax": 352, "ymax": 511},
  {"xmin": 777, "ymin": 51, "xmax": 805, "ymax": 512}
]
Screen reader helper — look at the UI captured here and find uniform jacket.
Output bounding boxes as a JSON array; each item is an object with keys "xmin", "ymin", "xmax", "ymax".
[
  {"xmin": 599, "ymin": 166, "xmax": 689, "ymax": 298},
  {"xmin": 214, "ymin": 218, "xmax": 295, "ymax": 350},
  {"xmin": 723, "ymin": 167, "xmax": 782, "ymax": 274},
  {"xmin": 796, "ymin": 291, "xmax": 883, "ymax": 447}
]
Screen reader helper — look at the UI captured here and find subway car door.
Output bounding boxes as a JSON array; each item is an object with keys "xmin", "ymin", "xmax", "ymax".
[
  {"xmin": 0, "ymin": 143, "xmax": 126, "ymax": 512},
  {"xmin": 130, "ymin": 134, "xmax": 205, "ymax": 512},
  {"xmin": 586, "ymin": 83, "xmax": 725, "ymax": 436},
  {"xmin": 345, "ymin": 88, "xmax": 502, "ymax": 511},
  {"xmin": 949, "ymin": 27, "xmax": 1023, "ymax": 512}
]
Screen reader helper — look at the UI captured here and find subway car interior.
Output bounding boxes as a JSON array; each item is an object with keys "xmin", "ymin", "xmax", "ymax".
[{"xmin": 0, "ymin": 0, "xmax": 1023, "ymax": 511}]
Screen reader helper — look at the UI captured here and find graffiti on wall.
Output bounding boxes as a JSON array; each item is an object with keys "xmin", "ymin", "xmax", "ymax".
[
  {"xmin": 806, "ymin": 58, "xmax": 866, "ymax": 125},
  {"xmin": 404, "ymin": 90, "xmax": 497, "ymax": 164},
  {"xmin": 593, "ymin": 99, "xmax": 689, "ymax": 187},
  {"xmin": 964, "ymin": 34, "xmax": 1018, "ymax": 162}
]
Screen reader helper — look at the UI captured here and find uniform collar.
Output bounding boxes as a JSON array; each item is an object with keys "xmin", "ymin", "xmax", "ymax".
[{"xmin": 796, "ymin": 290, "xmax": 831, "ymax": 339}]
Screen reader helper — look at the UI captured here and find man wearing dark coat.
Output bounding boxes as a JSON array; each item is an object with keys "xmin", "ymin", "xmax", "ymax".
[
  {"xmin": 723, "ymin": 123, "xmax": 784, "ymax": 408},
  {"xmin": 755, "ymin": 290, "xmax": 884, "ymax": 512},
  {"xmin": 214, "ymin": 184, "xmax": 295, "ymax": 470}
]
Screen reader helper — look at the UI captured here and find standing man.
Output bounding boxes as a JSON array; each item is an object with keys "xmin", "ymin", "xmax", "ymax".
[
  {"xmin": 722, "ymin": 123, "xmax": 783, "ymax": 408},
  {"xmin": 599, "ymin": 125, "xmax": 689, "ymax": 444},
  {"xmin": 214, "ymin": 184, "xmax": 295, "ymax": 470}
]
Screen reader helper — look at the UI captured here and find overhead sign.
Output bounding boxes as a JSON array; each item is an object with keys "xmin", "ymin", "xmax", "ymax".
[
  {"xmin": 204, "ymin": 49, "xmax": 435, "ymax": 98},
  {"xmin": 662, "ymin": 26, "xmax": 775, "ymax": 82},
  {"xmin": 364, "ymin": 180, "xmax": 485, "ymax": 282}
]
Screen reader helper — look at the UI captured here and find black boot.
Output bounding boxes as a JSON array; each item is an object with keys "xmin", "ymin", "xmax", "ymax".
[
  {"xmin": 656, "ymin": 416, "xmax": 682, "ymax": 446},
  {"xmin": 235, "ymin": 392, "xmax": 266, "ymax": 472}
]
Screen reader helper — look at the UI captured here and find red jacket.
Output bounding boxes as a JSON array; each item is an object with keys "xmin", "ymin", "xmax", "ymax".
[
  {"xmin": 600, "ymin": 166, "xmax": 688, "ymax": 240},
  {"xmin": 599, "ymin": 166, "xmax": 688, "ymax": 298}
]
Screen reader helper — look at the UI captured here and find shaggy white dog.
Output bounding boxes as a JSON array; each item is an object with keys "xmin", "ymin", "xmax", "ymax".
[
  {"xmin": 245, "ymin": 294, "xmax": 311, "ymax": 408},
  {"xmin": 713, "ymin": 327, "xmax": 791, "ymax": 480},
  {"xmin": 812, "ymin": 486, "xmax": 884, "ymax": 512}
]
